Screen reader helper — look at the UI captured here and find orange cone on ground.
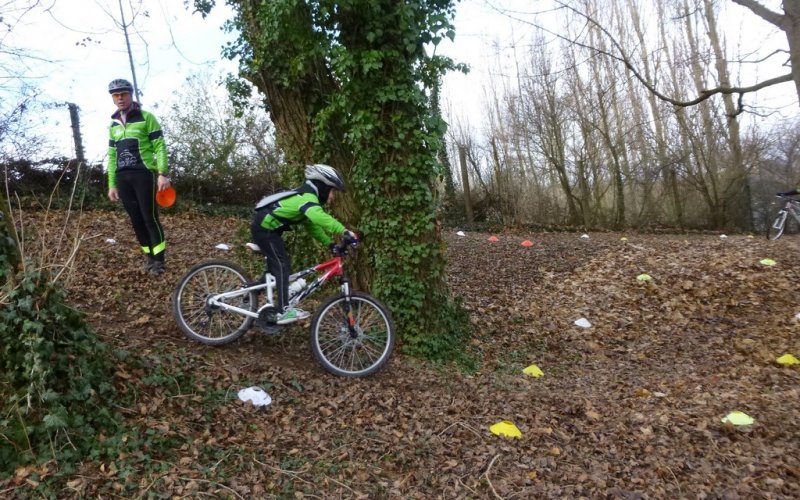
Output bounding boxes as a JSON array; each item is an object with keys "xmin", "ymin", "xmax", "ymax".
[
  {"xmin": 488, "ymin": 235, "xmax": 499, "ymax": 242},
  {"xmin": 521, "ymin": 240, "xmax": 533, "ymax": 247}
]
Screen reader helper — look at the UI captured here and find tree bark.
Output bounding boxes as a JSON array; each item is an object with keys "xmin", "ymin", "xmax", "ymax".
[
  {"xmin": 458, "ymin": 144, "xmax": 474, "ymax": 224},
  {"xmin": 705, "ymin": 0, "xmax": 752, "ymax": 230}
]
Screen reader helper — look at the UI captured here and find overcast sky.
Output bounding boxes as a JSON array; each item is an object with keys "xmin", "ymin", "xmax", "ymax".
[{"xmin": 2, "ymin": 0, "xmax": 795, "ymax": 163}]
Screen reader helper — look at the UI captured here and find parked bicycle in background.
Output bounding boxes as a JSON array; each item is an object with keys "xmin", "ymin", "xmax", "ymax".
[{"xmin": 767, "ymin": 190, "xmax": 800, "ymax": 240}]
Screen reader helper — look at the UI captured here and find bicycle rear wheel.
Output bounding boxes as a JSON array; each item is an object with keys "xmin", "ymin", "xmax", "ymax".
[
  {"xmin": 172, "ymin": 260, "xmax": 257, "ymax": 345},
  {"xmin": 310, "ymin": 292, "xmax": 395, "ymax": 377},
  {"xmin": 767, "ymin": 210, "xmax": 788, "ymax": 240}
]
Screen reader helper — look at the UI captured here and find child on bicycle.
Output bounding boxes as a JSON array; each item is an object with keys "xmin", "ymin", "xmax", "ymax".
[{"xmin": 251, "ymin": 164, "xmax": 357, "ymax": 324}]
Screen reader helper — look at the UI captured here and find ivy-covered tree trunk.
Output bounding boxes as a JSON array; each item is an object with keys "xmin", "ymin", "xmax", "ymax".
[{"xmin": 215, "ymin": 0, "xmax": 469, "ymax": 358}]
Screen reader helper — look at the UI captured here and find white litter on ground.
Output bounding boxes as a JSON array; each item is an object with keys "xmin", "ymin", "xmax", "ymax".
[
  {"xmin": 580, "ymin": 234, "xmax": 589, "ymax": 239},
  {"xmin": 215, "ymin": 243, "xmax": 231, "ymax": 251},
  {"xmin": 574, "ymin": 318, "xmax": 592, "ymax": 328},
  {"xmin": 105, "ymin": 238, "xmax": 117, "ymax": 245},
  {"xmin": 456, "ymin": 231, "xmax": 465, "ymax": 236},
  {"xmin": 238, "ymin": 386, "xmax": 272, "ymax": 407}
]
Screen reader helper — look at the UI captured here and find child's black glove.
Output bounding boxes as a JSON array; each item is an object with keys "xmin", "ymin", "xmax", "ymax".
[{"xmin": 342, "ymin": 229, "xmax": 358, "ymax": 243}]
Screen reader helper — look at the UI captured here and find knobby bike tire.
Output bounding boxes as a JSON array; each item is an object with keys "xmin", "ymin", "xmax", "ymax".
[
  {"xmin": 767, "ymin": 210, "xmax": 788, "ymax": 240},
  {"xmin": 310, "ymin": 292, "xmax": 395, "ymax": 378},
  {"xmin": 172, "ymin": 260, "xmax": 257, "ymax": 345}
]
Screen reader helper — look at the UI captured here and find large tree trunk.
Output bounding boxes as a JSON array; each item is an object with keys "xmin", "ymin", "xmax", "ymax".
[
  {"xmin": 704, "ymin": 0, "xmax": 751, "ymax": 231},
  {"xmin": 227, "ymin": 0, "xmax": 466, "ymax": 353},
  {"xmin": 235, "ymin": 0, "xmax": 367, "ymax": 284}
]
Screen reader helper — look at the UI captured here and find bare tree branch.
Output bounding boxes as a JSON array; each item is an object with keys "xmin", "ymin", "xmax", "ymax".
[
  {"xmin": 730, "ymin": 0, "xmax": 785, "ymax": 28},
  {"xmin": 542, "ymin": 1, "xmax": 794, "ymax": 113}
]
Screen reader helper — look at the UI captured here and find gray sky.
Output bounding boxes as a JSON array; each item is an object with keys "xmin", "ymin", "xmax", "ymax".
[{"xmin": 3, "ymin": 0, "xmax": 795, "ymax": 163}]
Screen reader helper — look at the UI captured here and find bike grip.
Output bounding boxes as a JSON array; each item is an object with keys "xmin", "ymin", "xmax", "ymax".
[{"xmin": 343, "ymin": 229, "xmax": 357, "ymax": 239}]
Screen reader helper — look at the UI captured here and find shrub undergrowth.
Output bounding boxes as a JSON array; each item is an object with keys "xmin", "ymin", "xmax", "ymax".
[{"xmin": 0, "ymin": 270, "xmax": 120, "ymax": 476}]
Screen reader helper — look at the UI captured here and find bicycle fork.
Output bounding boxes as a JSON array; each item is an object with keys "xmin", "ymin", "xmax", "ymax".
[{"xmin": 340, "ymin": 280, "xmax": 358, "ymax": 338}]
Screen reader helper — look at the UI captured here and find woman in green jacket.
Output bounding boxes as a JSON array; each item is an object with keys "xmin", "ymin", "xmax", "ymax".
[{"xmin": 106, "ymin": 78, "xmax": 171, "ymax": 276}]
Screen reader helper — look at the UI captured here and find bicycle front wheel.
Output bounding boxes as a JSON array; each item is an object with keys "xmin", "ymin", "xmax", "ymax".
[
  {"xmin": 310, "ymin": 292, "xmax": 395, "ymax": 377},
  {"xmin": 767, "ymin": 210, "xmax": 788, "ymax": 240},
  {"xmin": 172, "ymin": 260, "xmax": 257, "ymax": 345}
]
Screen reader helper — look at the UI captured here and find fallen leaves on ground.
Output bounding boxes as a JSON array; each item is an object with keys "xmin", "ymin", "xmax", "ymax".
[{"xmin": 5, "ymin": 211, "xmax": 799, "ymax": 498}]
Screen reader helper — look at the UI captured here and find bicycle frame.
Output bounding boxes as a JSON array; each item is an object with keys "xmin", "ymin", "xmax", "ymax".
[
  {"xmin": 780, "ymin": 199, "xmax": 800, "ymax": 224},
  {"xmin": 207, "ymin": 255, "xmax": 347, "ymax": 320}
]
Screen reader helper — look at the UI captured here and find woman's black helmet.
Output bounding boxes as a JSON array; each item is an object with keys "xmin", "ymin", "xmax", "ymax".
[{"xmin": 108, "ymin": 78, "xmax": 134, "ymax": 94}]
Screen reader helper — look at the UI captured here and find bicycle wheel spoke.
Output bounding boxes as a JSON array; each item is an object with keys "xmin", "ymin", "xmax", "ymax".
[
  {"xmin": 311, "ymin": 294, "xmax": 395, "ymax": 377},
  {"xmin": 173, "ymin": 261, "xmax": 257, "ymax": 345}
]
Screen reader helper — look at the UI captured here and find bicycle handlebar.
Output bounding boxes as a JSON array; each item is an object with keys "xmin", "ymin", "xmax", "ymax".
[{"xmin": 331, "ymin": 235, "xmax": 359, "ymax": 256}]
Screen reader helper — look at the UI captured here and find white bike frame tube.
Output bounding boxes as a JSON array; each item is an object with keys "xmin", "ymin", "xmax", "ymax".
[
  {"xmin": 208, "ymin": 282, "xmax": 270, "ymax": 319},
  {"xmin": 789, "ymin": 203, "xmax": 800, "ymax": 224}
]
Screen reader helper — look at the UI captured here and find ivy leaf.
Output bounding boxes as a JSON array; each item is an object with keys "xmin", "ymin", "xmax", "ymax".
[{"xmin": 43, "ymin": 413, "xmax": 68, "ymax": 429}]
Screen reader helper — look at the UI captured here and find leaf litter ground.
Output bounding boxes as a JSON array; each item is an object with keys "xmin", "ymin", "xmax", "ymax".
[{"xmin": 5, "ymin": 210, "xmax": 800, "ymax": 498}]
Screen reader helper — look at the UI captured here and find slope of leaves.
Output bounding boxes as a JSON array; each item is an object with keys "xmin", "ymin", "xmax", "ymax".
[{"xmin": 3, "ymin": 210, "xmax": 798, "ymax": 498}]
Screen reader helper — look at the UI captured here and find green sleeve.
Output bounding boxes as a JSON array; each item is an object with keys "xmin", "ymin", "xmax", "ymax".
[
  {"xmin": 107, "ymin": 127, "xmax": 117, "ymax": 189},
  {"xmin": 302, "ymin": 204, "xmax": 345, "ymax": 245},
  {"xmin": 147, "ymin": 113, "xmax": 169, "ymax": 175},
  {"xmin": 303, "ymin": 220, "xmax": 331, "ymax": 245}
]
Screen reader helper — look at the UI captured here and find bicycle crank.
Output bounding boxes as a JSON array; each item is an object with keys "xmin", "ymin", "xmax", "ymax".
[{"xmin": 256, "ymin": 305, "xmax": 282, "ymax": 335}]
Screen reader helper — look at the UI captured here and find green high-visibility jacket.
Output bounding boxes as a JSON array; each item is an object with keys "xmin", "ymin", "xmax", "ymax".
[
  {"xmin": 257, "ymin": 184, "xmax": 345, "ymax": 246},
  {"xmin": 107, "ymin": 103, "xmax": 168, "ymax": 188}
]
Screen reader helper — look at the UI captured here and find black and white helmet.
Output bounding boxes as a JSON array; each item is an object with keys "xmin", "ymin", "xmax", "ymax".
[
  {"xmin": 108, "ymin": 78, "xmax": 134, "ymax": 94},
  {"xmin": 305, "ymin": 164, "xmax": 346, "ymax": 192}
]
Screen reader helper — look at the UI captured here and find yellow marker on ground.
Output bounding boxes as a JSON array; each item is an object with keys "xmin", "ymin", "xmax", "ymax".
[
  {"xmin": 721, "ymin": 411, "xmax": 755, "ymax": 426},
  {"xmin": 776, "ymin": 354, "xmax": 799, "ymax": 366},
  {"xmin": 637, "ymin": 274, "xmax": 652, "ymax": 282},
  {"xmin": 523, "ymin": 364, "xmax": 544, "ymax": 378},
  {"xmin": 760, "ymin": 258, "xmax": 777, "ymax": 266},
  {"xmin": 490, "ymin": 421, "xmax": 522, "ymax": 438}
]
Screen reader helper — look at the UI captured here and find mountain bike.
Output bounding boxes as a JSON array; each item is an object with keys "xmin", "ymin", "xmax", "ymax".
[
  {"xmin": 767, "ymin": 194, "xmax": 800, "ymax": 240},
  {"xmin": 172, "ymin": 237, "xmax": 395, "ymax": 377}
]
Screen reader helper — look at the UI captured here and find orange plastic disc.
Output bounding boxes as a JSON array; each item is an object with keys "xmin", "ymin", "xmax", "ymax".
[{"xmin": 155, "ymin": 186, "xmax": 176, "ymax": 208}]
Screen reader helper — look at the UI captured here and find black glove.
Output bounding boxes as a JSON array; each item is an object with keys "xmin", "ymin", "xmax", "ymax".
[{"xmin": 342, "ymin": 229, "xmax": 358, "ymax": 243}]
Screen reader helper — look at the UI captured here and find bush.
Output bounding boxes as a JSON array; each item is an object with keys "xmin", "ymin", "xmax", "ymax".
[{"xmin": 0, "ymin": 270, "xmax": 120, "ymax": 475}]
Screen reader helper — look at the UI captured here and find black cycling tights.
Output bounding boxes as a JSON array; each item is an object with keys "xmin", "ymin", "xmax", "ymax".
[
  {"xmin": 251, "ymin": 219, "xmax": 291, "ymax": 311},
  {"xmin": 116, "ymin": 169, "xmax": 165, "ymax": 262}
]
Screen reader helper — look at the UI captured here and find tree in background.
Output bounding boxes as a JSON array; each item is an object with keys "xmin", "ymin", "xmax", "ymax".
[
  {"xmin": 161, "ymin": 71, "xmax": 282, "ymax": 205},
  {"xmin": 457, "ymin": 0, "xmax": 795, "ymax": 232},
  {"xmin": 196, "ymin": 0, "xmax": 470, "ymax": 359}
]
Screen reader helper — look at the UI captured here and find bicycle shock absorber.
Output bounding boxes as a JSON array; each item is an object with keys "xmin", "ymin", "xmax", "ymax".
[{"xmin": 341, "ymin": 281, "xmax": 358, "ymax": 334}]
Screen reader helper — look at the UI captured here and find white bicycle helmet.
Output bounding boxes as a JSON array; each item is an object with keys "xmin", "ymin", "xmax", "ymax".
[
  {"xmin": 305, "ymin": 164, "xmax": 346, "ymax": 192},
  {"xmin": 108, "ymin": 78, "xmax": 134, "ymax": 94}
]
